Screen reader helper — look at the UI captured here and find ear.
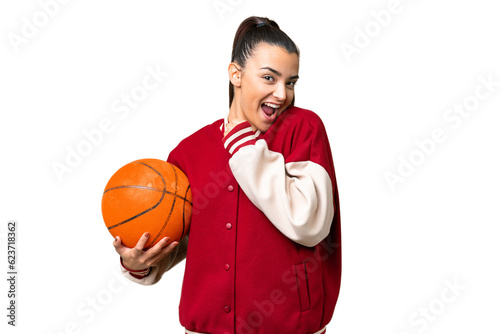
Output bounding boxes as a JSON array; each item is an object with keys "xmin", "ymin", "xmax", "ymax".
[{"xmin": 228, "ymin": 62, "xmax": 242, "ymax": 87}]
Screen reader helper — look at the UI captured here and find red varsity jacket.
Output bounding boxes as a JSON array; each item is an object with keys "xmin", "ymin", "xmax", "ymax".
[{"xmin": 121, "ymin": 106, "xmax": 341, "ymax": 334}]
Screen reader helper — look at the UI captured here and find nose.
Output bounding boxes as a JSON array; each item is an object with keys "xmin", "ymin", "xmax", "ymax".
[{"xmin": 273, "ymin": 82, "xmax": 286, "ymax": 102}]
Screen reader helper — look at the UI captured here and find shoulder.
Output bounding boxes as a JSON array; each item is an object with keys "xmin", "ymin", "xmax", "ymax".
[
  {"xmin": 167, "ymin": 119, "xmax": 223, "ymax": 167},
  {"xmin": 263, "ymin": 106, "xmax": 330, "ymax": 155},
  {"xmin": 279, "ymin": 106, "xmax": 325, "ymax": 127},
  {"xmin": 273, "ymin": 106, "xmax": 327, "ymax": 135},
  {"xmin": 173, "ymin": 119, "xmax": 223, "ymax": 149}
]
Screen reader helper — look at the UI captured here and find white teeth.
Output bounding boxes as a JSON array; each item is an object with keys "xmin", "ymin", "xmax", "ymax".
[{"xmin": 264, "ymin": 102, "xmax": 280, "ymax": 109}]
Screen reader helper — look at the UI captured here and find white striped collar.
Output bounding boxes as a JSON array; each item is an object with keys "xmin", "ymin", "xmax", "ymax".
[{"xmin": 220, "ymin": 113, "xmax": 262, "ymax": 138}]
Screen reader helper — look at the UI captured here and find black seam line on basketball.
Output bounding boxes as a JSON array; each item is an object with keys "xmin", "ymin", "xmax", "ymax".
[
  {"xmin": 107, "ymin": 161, "xmax": 167, "ymax": 231},
  {"xmin": 150, "ymin": 163, "xmax": 178, "ymax": 245},
  {"xmin": 103, "ymin": 185, "xmax": 193, "ymax": 206},
  {"xmin": 180, "ymin": 184, "xmax": 190, "ymax": 240}
]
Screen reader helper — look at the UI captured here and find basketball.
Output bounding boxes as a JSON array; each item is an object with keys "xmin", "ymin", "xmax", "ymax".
[{"xmin": 102, "ymin": 158, "xmax": 192, "ymax": 249}]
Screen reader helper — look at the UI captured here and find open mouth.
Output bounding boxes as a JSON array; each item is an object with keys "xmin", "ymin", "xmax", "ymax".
[{"xmin": 261, "ymin": 102, "xmax": 280, "ymax": 119}]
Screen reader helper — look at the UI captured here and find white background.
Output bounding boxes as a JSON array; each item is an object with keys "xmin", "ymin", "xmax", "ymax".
[{"xmin": 1, "ymin": 0, "xmax": 499, "ymax": 333}]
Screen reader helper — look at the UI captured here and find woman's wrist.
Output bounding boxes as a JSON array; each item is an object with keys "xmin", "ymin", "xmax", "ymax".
[{"xmin": 120, "ymin": 257, "xmax": 151, "ymax": 278}]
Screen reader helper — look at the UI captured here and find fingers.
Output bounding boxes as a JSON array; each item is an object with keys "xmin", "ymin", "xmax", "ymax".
[
  {"xmin": 147, "ymin": 237, "xmax": 176, "ymax": 256},
  {"xmin": 146, "ymin": 237, "xmax": 171, "ymax": 256},
  {"xmin": 113, "ymin": 234, "xmax": 179, "ymax": 268},
  {"xmin": 134, "ymin": 232, "xmax": 150, "ymax": 251},
  {"xmin": 113, "ymin": 236, "xmax": 123, "ymax": 253},
  {"xmin": 147, "ymin": 239, "xmax": 179, "ymax": 265}
]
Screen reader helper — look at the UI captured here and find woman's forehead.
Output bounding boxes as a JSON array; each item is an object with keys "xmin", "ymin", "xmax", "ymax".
[{"xmin": 247, "ymin": 43, "xmax": 299, "ymax": 74}]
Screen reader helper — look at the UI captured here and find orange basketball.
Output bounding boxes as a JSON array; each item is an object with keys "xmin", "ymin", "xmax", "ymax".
[{"xmin": 102, "ymin": 158, "xmax": 192, "ymax": 249}]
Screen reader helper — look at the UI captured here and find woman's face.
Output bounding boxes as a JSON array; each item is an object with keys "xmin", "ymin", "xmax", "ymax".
[{"xmin": 230, "ymin": 42, "xmax": 299, "ymax": 132}]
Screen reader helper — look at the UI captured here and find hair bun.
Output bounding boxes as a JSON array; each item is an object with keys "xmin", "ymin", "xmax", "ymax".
[{"xmin": 254, "ymin": 18, "xmax": 280, "ymax": 29}]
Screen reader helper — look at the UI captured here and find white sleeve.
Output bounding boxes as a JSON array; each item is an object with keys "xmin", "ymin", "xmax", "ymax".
[{"xmin": 223, "ymin": 122, "xmax": 334, "ymax": 247}]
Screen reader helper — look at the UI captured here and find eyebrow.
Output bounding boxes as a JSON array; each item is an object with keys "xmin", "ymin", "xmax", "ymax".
[{"xmin": 260, "ymin": 67, "xmax": 299, "ymax": 80}]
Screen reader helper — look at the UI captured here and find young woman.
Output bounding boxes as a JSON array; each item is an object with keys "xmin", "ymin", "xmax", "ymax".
[{"xmin": 113, "ymin": 16, "xmax": 341, "ymax": 334}]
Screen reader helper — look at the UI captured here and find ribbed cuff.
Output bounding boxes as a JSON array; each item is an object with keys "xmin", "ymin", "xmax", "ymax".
[
  {"xmin": 120, "ymin": 257, "xmax": 151, "ymax": 279},
  {"xmin": 222, "ymin": 121, "xmax": 257, "ymax": 155}
]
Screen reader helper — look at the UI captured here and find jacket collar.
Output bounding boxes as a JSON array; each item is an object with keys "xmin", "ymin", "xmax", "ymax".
[{"xmin": 220, "ymin": 113, "xmax": 262, "ymax": 138}]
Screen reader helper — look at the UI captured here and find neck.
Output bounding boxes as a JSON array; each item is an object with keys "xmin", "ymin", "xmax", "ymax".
[{"xmin": 228, "ymin": 95, "xmax": 256, "ymax": 131}]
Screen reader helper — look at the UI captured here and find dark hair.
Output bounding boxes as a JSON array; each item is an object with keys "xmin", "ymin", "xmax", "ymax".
[{"xmin": 229, "ymin": 16, "xmax": 300, "ymax": 108}]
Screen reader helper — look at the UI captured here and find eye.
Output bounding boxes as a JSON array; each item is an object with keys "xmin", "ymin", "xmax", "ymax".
[
  {"xmin": 287, "ymin": 81, "xmax": 298, "ymax": 87},
  {"xmin": 263, "ymin": 75, "xmax": 274, "ymax": 82}
]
